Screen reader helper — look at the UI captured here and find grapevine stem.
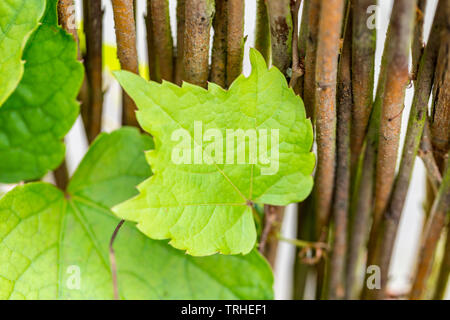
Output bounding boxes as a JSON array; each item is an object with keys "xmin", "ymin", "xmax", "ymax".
[{"xmin": 109, "ymin": 219, "xmax": 125, "ymax": 300}]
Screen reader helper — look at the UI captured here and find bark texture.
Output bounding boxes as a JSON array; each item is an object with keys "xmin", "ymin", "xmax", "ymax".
[
  {"xmin": 266, "ymin": 0, "xmax": 293, "ymax": 76},
  {"xmin": 150, "ymin": 0, "xmax": 174, "ymax": 82},
  {"xmin": 327, "ymin": 5, "xmax": 352, "ymax": 300},
  {"xmin": 302, "ymin": 0, "xmax": 320, "ymax": 123},
  {"xmin": 370, "ymin": 0, "xmax": 416, "ymax": 257},
  {"xmin": 175, "ymin": 0, "xmax": 186, "ymax": 85},
  {"xmin": 350, "ymin": 0, "xmax": 376, "ymax": 170},
  {"xmin": 210, "ymin": 0, "xmax": 228, "ymax": 87},
  {"xmin": 183, "ymin": 0, "xmax": 215, "ymax": 87},
  {"xmin": 226, "ymin": 0, "xmax": 244, "ymax": 86},
  {"xmin": 255, "ymin": 0, "xmax": 270, "ymax": 64},
  {"xmin": 83, "ymin": 0, "xmax": 103, "ymax": 143},
  {"xmin": 111, "ymin": 0, "xmax": 139, "ymax": 126},
  {"xmin": 367, "ymin": 0, "xmax": 444, "ymax": 299},
  {"xmin": 313, "ymin": 0, "xmax": 345, "ymax": 239}
]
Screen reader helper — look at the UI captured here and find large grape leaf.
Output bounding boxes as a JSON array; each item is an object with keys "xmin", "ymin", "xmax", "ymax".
[
  {"xmin": 0, "ymin": 0, "xmax": 83, "ymax": 183},
  {"xmin": 0, "ymin": 128, "xmax": 273, "ymax": 299},
  {"xmin": 113, "ymin": 49, "xmax": 315, "ymax": 256},
  {"xmin": 0, "ymin": 0, "xmax": 45, "ymax": 106}
]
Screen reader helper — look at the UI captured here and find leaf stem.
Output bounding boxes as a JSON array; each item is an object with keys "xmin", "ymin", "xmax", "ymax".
[{"xmin": 109, "ymin": 219, "xmax": 125, "ymax": 300}]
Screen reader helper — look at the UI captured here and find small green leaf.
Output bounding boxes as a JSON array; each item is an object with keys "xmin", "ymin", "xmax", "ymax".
[
  {"xmin": 0, "ymin": 0, "xmax": 46, "ymax": 106},
  {"xmin": 0, "ymin": 128, "xmax": 274, "ymax": 299},
  {"xmin": 113, "ymin": 48, "xmax": 315, "ymax": 256},
  {"xmin": 0, "ymin": 0, "xmax": 83, "ymax": 183}
]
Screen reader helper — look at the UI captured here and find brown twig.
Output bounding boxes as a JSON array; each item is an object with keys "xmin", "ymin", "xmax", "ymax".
[
  {"xmin": 266, "ymin": 0, "xmax": 293, "ymax": 77},
  {"xmin": 210, "ymin": 0, "xmax": 228, "ymax": 87},
  {"xmin": 302, "ymin": 0, "xmax": 320, "ymax": 122},
  {"xmin": 53, "ymin": 160, "xmax": 69, "ymax": 191},
  {"xmin": 371, "ymin": 0, "xmax": 416, "ymax": 247},
  {"xmin": 419, "ymin": 122, "xmax": 443, "ymax": 193},
  {"xmin": 83, "ymin": 0, "xmax": 103, "ymax": 143},
  {"xmin": 430, "ymin": 11, "xmax": 450, "ymax": 172},
  {"xmin": 289, "ymin": 0, "xmax": 303, "ymax": 89},
  {"xmin": 293, "ymin": 196, "xmax": 315, "ymax": 299},
  {"xmin": 57, "ymin": 0, "xmax": 79, "ymax": 42},
  {"xmin": 183, "ymin": 0, "xmax": 214, "ymax": 87},
  {"xmin": 150, "ymin": 0, "xmax": 174, "ymax": 82},
  {"xmin": 254, "ymin": 0, "xmax": 270, "ymax": 64},
  {"xmin": 55, "ymin": 1, "xmax": 77, "ymax": 190},
  {"xmin": 410, "ymin": 160, "xmax": 449, "ymax": 300},
  {"xmin": 327, "ymin": 4, "xmax": 352, "ymax": 300},
  {"xmin": 367, "ymin": 0, "xmax": 444, "ymax": 299},
  {"xmin": 411, "ymin": 0, "xmax": 427, "ymax": 82},
  {"xmin": 174, "ymin": 0, "xmax": 186, "ymax": 85},
  {"xmin": 434, "ymin": 215, "xmax": 450, "ymax": 299},
  {"xmin": 226, "ymin": 0, "xmax": 244, "ymax": 86},
  {"xmin": 111, "ymin": 0, "xmax": 139, "ymax": 126},
  {"xmin": 109, "ymin": 219, "xmax": 125, "ymax": 300},
  {"xmin": 293, "ymin": 0, "xmax": 309, "ymax": 98},
  {"xmin": 359, "ymin": 0, "xmax": 411, "ymax": 299},
  {"xmin": 313, "ymin": 0, "xmax": 345, "ymax": 299},
  {"xmin": 145, "ymin": 1, "xmax": 160, "ymax": 82},
  {"xmin": 313, "ymin": 0, "xmax": 345, "ymax": 239},
  {"xmin": 350, "ymin": 0, "xmax": 376, "ymax": 171}
]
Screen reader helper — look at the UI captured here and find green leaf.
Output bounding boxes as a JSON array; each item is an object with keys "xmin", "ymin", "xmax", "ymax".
[
  {"xmin": 0, "ymin": 0, "xmax": 83, "ymax": 183},
  {"xmin": 0, "ymin": 0, "xmax": 46, "ymax": 106},
  {"xmin": 113, "ymin": 48, "xmax": 315, "ymax": 256},
  {"xmin": 0, "ymin": 128, "xmax": 273, "ymax": 299}
]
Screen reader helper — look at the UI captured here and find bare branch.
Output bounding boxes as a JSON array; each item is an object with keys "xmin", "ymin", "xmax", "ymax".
[
  {"xmin": 210, "ymin": 0, "xmax": 227, "ymax": 87},
  {"xmin": 226, "ymin": 0, "xmax": 244, "ymax": 86},
  {"xmin": 255, "ymin": 0, "xmax": 270, "ymax": 64},
  {"xmin": 267, "ymin": 0, "xmax": 293, "ymax": 76},
  {"xmin": 367, "ymin": 0, "xmax": 445, "ymax": 299},
  {"xmin": 327, "ymin": 3, "xmax": 352, "ymax": 300},
  {"xmin": 174, "ymin": 0, "xmax": 186, "ymax": 85},
  {"xmin": 313, "ymin": 0, "xmax": 345, "ymax": 239},
  {"xmin": 83, "ymin": 0, "xmax": 103, "ymax": 143},
  {"xmin": 350, "ymin": 0, "xmax": 376, "ymax": 170},
  {"xmin": 183, "ymin": 0, "xmax": 214, "ymax": 87},
  {"xmin": 150, "ymin": 0, "xmax": 174, "ymax": 82},
  {"xmin": 411, "ymin": 153, "xmax": 450, "ymax": 299},
  {"xmin": 111, "ymin": 0, "xmax": 139, "ymax": 126},
  {"xmin": 302, "ymin": 0, "xmax": 320, "ymax": 123}
]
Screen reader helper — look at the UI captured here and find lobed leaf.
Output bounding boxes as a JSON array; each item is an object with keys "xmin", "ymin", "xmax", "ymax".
[
  {"xmin": 0, "ymin": 0, "xmax": 83, "ymax": 183},
  {"xmin": 0, "ymin": 0, "xmax": 46, "ymax": 106},
  {"xmin": 113, "ymin": 48, "xmax": 315, "ymax": 256}
]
